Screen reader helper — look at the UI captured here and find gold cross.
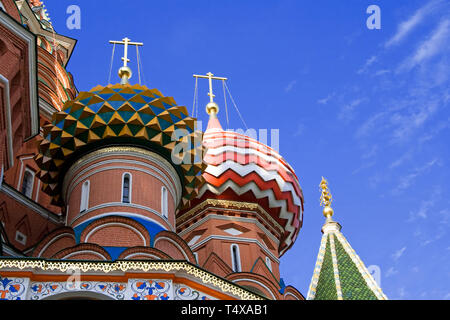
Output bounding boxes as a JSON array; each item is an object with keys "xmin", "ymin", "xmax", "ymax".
[
  {"xmin": 109, "ymin": 37, "xmax": 143, "ymax": 68},
  {"xmin": 193, "ymin": 72, "xmax": 228, "ymax": 103}
]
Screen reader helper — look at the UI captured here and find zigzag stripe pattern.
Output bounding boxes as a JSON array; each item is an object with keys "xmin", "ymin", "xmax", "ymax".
[{"xmin": 200, "ymin": 129, "xmax": 304, "ymax": 255}]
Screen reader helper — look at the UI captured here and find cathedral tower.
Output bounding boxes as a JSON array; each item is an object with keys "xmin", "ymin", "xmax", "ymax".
[
  {"xmin": 33, "ymin": 38, "xmax": 204, "ymax": 260},
  {"xmin": 177, "ymin": 73, "xmax": 305, "ymax": 299},
  {"xmin": 307, "ymin": 178, "xmax": 387, "ymax": 300}
]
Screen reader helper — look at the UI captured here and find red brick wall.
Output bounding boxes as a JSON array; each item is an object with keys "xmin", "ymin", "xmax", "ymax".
[
  {"xmin": 0, "ymin": 84, "xmax": 6, "ymax": 171},
  {"xmin": 38, "ymin": 236, "xmax": 75, "ymax": 258},
  {"xmin": 3, "ymin": 138, "xmax": 63, "ymax": 214},
  {"xmin": 1, "ymin": 0, "xmax": 21, "ymax": 22},
  {"xmin": 180, "ymin": 207, "xmax": 282, "ymax": 281},
  {"xmin": 0, "ymin": 16, "xmax": 32, "ymax": 171},
  {"xmin": 88, "ymin": 225, "xmax": 145, "ymax": 247},
  {"xmin": 65, "ymin": 150, "xmax": 179, "ymax": 232},
  {"xmin": 0, "ymin": 192, "xmax": 61, "ymax": 251}
]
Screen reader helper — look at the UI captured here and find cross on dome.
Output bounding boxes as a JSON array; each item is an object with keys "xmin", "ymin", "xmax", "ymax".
[
  {"xmin": 109, "ymin": 37, "xmax": 143, "ymax": 84},
  {"xmin": 193, "ymin": 72, "xmax": 227, "ymax": 116}
]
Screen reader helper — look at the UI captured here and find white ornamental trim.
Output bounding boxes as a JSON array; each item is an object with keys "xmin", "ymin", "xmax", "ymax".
[
  {"xmin": 0, "ymin": 259, "xmax": 264, "ymax": 300},
  {"xmin": 198, "ymin": 180, "xmax": 298, "ymax": 254}
]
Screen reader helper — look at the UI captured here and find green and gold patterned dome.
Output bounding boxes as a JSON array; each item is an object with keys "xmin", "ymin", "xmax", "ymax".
[{"xmin": 35, "ymin": 83, "xmax": 205, "ymax": 209}]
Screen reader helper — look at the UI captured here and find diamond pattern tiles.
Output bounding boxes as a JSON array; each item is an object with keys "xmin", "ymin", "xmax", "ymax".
[
  {"xmin": 308, "ymin": 232, "xmax": 386, "ymax": 300},
  {"xmin": 35, "ymin": 84, "xmax": 206, "ymax": 209}
]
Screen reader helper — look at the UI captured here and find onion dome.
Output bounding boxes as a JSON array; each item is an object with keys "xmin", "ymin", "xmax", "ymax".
[
  {"xmin": 35, "ymin": 83, "xmax": 205, "ymax": 209},
  {"xmin": 198, "ymin": 110, "xmax": 304, "ymax": 256}
]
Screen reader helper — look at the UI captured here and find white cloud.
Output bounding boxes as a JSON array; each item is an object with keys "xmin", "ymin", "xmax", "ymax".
[
  {"xmin": 352, "ymin": 161, "xmax": 376, "ymax": 175},
  {"xmin": 392, "ymin": 246, "xmax": 407, "ymax": 261},
  {"xmin": 317, "ymin": 92, "xmax": 335, "ymax": 105},
  {"xmin": 385, "ymin": 0, "xmax": 443, "ymax": 48},
  {"xmin": 362, "ymin": 145, "xmax": 378, "ymax": 160},
  {"xmin": 390, "ymin": 100, "xmax": 439, "ymax": 143},
  {"xmin": 389, "ymin": 150, "xmax": 413, "ymax": 169},
  {"xmin": 407, "ymin": 186, "xmax": 441, "ymax": 221},
  {"xmin": 418, "ymin": 117, "xmax": 450, "ymax": 144},
  {"xmin": 439, "ymin": 208, "xmax": 450, "ymax": 225},
  {"xmin": 398, "ymin": 18, "xmax": 450, "ymax": 72},
  {"xmin": 420, "ymin": 230, "xmax": 445, "ymax": 246},
  {"xmin": 355, "ymin": 111, "xmax": 386, "ymax": 138},
  {"xmin": 285, "ymin": 80, "xmax": 297, "ymax": 93},
  {"xmin": 393, "ymin": 159, "xmax": 440, "ymax": 194},
  {"xmin": 374, "ymin": 69, "xmax": 391, "ymax": 77},
  {"xmin": 293, "ymin": 123, "xmax": 305, "ymax": 137},
  {"xmin": 357, "ymin": 55, "xmax": 377, "ymax": 74},
  {"xmin": 368, "ymin": 173, "xmax": 384, "ymax": 189},
  {"xmin": 398, "ymin": 287, "xmax": 407, "ymax": 298},
  {"xmin": 338, "ymin": 98, "xmax": 364, "ymax": 122},
  {"xmin": 385, "ymin": 267, "xmax": 398, "ymax": 277}
]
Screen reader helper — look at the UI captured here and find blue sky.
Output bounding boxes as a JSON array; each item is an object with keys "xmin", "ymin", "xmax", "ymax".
[{"xmin": 43, "ymin": 0, "xmax": 450, "ymax": 299}]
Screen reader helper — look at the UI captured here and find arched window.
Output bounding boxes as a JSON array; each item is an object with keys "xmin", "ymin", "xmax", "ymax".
[
  {"xmin": 230, "ymin": 244, "xmax": 241, "ymax": 272},
  {"xmin": 161, "ymin": 186, "xmax": 168, "ymax": 219},
  {"xmin": 265, "ymin": 256, "xmax": 272, "ymax": 272},
  {"xmin": 122, "ymin": 173, "xmax": 131, "ymax": 203},
  {"xmin": 80, "ymin": 180, "xmax": 90, "ymax": 213},
  {"xmin": 21, "ymin": 169, "xmax": 34, "ymax": 198}
]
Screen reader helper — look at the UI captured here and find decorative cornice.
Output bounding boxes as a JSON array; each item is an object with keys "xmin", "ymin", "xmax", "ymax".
[
  {"xmin": 177, "ymin": 199, "xmax": 284, "ymax": 236},
  {"xmin": 0, "ymin": 258, "xmax": 264, "ymax": 300},
  {"xmin": 178, "ymin": 213, "xmax": 280, "ymax": 246},
  {"xmin": 39, "ymin": 97, "xmax": 58, "ymax": 119},
  {"xmin": 15, "ymin": 0, "xmax": 77, "ymax": 66},
  {"xmin": 190, "ymin": 235, "xmax": 280, "ymax": 263}
]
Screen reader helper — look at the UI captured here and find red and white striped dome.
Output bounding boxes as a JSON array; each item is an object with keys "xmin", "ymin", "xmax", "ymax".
[{"xmin": 198, "ymin": 115, "xmax": 304, "ymax": 255}]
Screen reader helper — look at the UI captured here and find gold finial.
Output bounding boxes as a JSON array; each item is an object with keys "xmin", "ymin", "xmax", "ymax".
[
  {"xmin": 193, "ymin": 72, "xmax": 228, "ymax": 116},
  {"xmin": 109, "ymin": 37, "xmax": 143, "ymax": 84},
  {"xmin": 320, "ymin": 176, "xmax": 334, "ymax": 219}
]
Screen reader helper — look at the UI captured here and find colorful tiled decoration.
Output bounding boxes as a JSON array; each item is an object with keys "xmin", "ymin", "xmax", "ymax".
[
  {"xmin": 35, "ymin": 83, "xmax": 206, "ymax": 209},
  {"xmin": 129, "ymin": 279, "xmax": 171, "ymax": 300},
  {"xmin": 0, "ymin": 277, "xmax": 28, "ymax": 300},
  {"xmin": 29, "ymin": 281, "xmax": 127, "ymax": 300},
  {"xmin": 174, "ymin": 284, "xmax": 212, "ymax": 300}
]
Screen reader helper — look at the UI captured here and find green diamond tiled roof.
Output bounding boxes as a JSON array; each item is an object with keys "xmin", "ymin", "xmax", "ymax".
[
  {"xmin": 35, "ymin": 83, "xmax": 206, "ymax": 209},
  {"xmin": 307, "ymin": 221, "xmax": 388, "ymax": 300},
  {"xmin": 334, "ymin": 236, "xmax": 378, "ymax": 300},
  {"xmin": 313, "ymin": 236, "xmax": 338, "ymax": 300}
]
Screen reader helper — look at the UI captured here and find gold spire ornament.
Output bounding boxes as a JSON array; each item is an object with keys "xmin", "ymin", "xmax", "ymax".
[
  {"xmin": 109, "ymin": 37, "xmax": 143, "ymax": 84},
  {"xmin": 193, "ymin": 72, "xmax": 228, "ymax": 116},
  {"xmin": 319, "ymin": 177, "xmax": 334, "ymax": 220}
]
